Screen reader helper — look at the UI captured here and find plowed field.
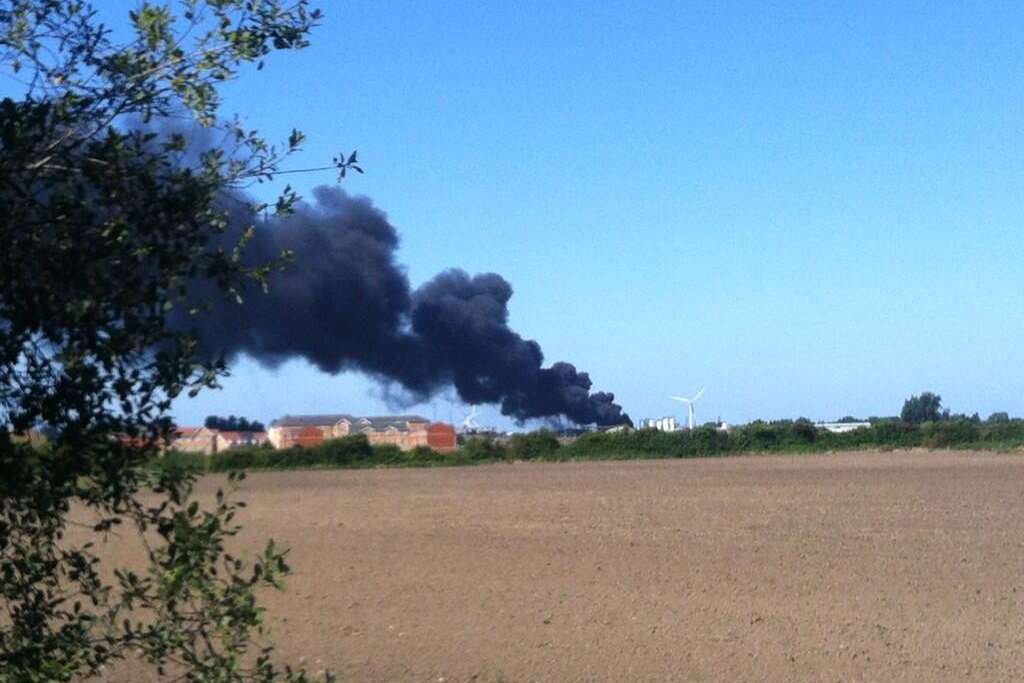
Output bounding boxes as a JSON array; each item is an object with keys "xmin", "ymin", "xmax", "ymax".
[{"xmin": 110, "ymin": 451, "xmax": 1024, "ymax": 681}]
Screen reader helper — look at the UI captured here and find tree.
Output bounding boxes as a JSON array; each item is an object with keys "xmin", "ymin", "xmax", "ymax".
[
  {"xmin": 900, "ymin": 392, "xmax": 944, "ymax": 424},
  {"xmin": 792, "ymin": 418, "xmax": 817, "ymax": 442},
  {"xmin": 206, "ymin": 415, "xmax": 266, "ymax": 432},
  {"xmin": 0, "ymin": 2, "xmax": 352, "ymax": 680},
  {"xmin": 988, "ymin": 411, "xmax": 1011, "ymax": 424}
]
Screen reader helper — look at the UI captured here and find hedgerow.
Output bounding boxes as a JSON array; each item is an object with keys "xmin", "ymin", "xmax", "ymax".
[{"xmin": 149, "ymin": 420, "xmax": 1024, "ymax": 477}]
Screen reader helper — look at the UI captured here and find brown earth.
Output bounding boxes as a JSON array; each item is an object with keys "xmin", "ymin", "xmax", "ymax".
[{"xmin": 105, "ymin": 450, "xmax": 1024, "ymax": 682}]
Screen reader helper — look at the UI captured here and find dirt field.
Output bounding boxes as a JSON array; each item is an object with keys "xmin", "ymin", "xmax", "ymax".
[{"xmin": 108, "ymin": 450, "xmax": 1024, "ymax": 681}]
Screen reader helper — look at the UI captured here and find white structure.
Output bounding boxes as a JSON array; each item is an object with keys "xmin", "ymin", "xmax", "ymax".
[
  {"xmin": 670, "ymin": 387, "xmax": 706, "ymax": 430},
  {"xmin": 816, "ymin": 421, "xmax": 871, "ymax": 434},
  {"xmin": 638, "ymin": 416, "xmax": 677, "ymax": 432}
]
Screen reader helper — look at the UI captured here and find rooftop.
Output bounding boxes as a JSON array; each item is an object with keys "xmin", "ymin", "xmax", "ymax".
[
  {"xmin": 271, "ymin": 414, "xmax": 430, "ymax": 431},
  {"xmin": 270, "ymin": 414, "xmax": 356, "ymax": 427}
]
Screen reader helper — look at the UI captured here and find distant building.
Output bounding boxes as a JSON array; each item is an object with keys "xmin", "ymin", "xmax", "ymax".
[
  {"xmin": 816, "ymin": 421, "xmax": 871, "ymax": 434},
  {"xmin": 268, "ymin": 414, "xmax": 457, "ymax": 453},
  {"xmin": 168, "ymin": 427, "xmax": 269, "ymax": 454},
  {"xmin": 215, "ymin": 430, "xmax": 269, "ymax": 450},
  {"xmin": 600, "ymin": 423, "xmax": 632, "ymax": 434},
  {"xmin": 638, "ymin": 416, "xmax": 678, "ymax": 432},
  {"xmin": 173, "ymin": 426, "xmax": 218, "ymax": 454},
  {"xmin": 267, "ymin": 414, "xmax": 351, "ymax": 448},
  {"xmin": 424, "ymin": 423, "xmax": 458, "ymax": 452}
]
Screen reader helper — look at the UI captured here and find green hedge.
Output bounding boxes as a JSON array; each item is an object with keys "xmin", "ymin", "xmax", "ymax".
[
  {"xmin": 556, "ymin": 419, "xmax": 1024, "ymax": 461},
  {"xmin": 200, "ymin": 434, "xmax": 502, "ymax": 472},
  {"xmin": 207, "ymin": 435, "xmax": 380, "ymax": 471},
  {"xmin": 148, "ymin": 420, "xmax": 1024, "ymax": 475}
]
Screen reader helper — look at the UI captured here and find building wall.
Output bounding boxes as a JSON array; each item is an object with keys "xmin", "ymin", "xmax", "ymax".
[
  {"xmin": 638, "ymin": 417, "xmax": 677, "ymax": 432},
  {"xmin": 329, "ymin": 421, "xmax": 352, "ymax": 439},
  {"xmin": 426, "ymin": 423, "xmax": 457, "ymax": 452},
  {"xmin": 267, "ymin": 426, "xmax": 290, "ymax": 448},
  {"xmin": 214, "ymin": 431, "xmax": 269, "ymax": 451},
  {"xmin": 173, "ymin": 428, "xmax": 218, "ymax": 454},
  {"xmin": 270, "ymin": 425, "xmax": 328, "ymax": 448},
  {"xmin": 359, "ymin": 421, "xmax": 433, "ymax": 451},
  {"xmin": 269, "ymin": 420, "xmax": 354, "ymax": 448},
  {"xmin": 269, "ymin": 418, "xmax": 457, "ymax": 452},
  {"xmin": 293, "ymin": 426, "xmax": 324, "ymax": 448},
  {"xmin": 817, "ymin": 422, "xmax": 871, "ymax": 434}
]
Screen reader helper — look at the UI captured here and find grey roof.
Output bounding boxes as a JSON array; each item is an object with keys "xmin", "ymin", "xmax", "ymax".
[
  {"xmin": 271, "ymin": 414, "xmax": 427, "ymax": 431},
  {"xmin": 270, "ymin": 414, "xmax": 355, "ymax": 428},
  {"xmin": 354, "ymin": 415, "xmax": 428, "ymax": 433}
]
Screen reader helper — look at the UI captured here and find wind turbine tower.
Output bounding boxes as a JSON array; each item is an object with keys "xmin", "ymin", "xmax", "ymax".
[
  {"xmin": 670, "ymin": 387, "xmax": 706, "ymax": 430},
  {"xmin": 462, "ymin": 406, "xmax": 481, "ymax": 433}
]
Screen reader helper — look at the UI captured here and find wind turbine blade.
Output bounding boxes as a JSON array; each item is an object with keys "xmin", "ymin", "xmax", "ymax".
[
  {"xmin": 693, "ymin": 387, "xmax": 706, "ymax": 401},
  {"xmin": 669, "ymin": 396, "xmax": 690, "ymax": 403}
]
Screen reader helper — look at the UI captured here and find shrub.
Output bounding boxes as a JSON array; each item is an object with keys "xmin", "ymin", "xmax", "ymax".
[
  {"xmin": 371, "ymin": 444, "xmax": 406, "ymax": 465},
  {"xmin": 459, "ymin": 437, "xmax": 509, "ymax": 462},
  {"xmin": 316, "ymin": 434, "xmax": 374, "ymax": 466},
  {"xmin": 920, "ymin": 420, "xmax": 980, "ymax": 448},
  {"xmin": 507, "ymin": 430, "xmax": 561, "ymax": 460},
  {"xmin": 207, "ymin": 445, "xmax": 270, "ymax": 472},
  {"xmin": 792, "ymin": 419, "xmax": 818, "ymax": 444},
  {"xmin": 684, "ymin": 426, "xmax": 733, "ymax": 456},
  {"xmin": 745, "ymin": 422, "xmax": 781, "ymax": 450},
  {"xmin": 405, "ymin": 445, "xmax": 448, "ymax": 464},
  {"xmin": 978, "ymin": 420, "xmax": 1024, "ymax": 446},
  {"xmin": 562, "ymin": 431, "xmax": 618, "ymax": 459},
  {"xmin": 151, "ymin": 450, "xmax": 207, "ymax": 475},
  {"xmin": 870, "ymin": 421, "xmax": 919, "ymax": 448}
]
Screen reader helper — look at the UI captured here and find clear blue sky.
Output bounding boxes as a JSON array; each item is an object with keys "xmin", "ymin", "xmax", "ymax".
[{"xmin": 148, "ymin": 1, "xmax": 1023, "ymax": 428}]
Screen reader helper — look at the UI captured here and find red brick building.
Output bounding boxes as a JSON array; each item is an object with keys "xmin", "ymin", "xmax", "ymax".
[{"xmin": 425, "ymin": 422, "xmax": 457, "ymax": 452}]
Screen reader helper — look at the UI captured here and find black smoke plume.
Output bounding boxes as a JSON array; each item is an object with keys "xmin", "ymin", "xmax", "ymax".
[{"xmin": 182, "ymin": 186, "xmax": 630, "ymax": 426}]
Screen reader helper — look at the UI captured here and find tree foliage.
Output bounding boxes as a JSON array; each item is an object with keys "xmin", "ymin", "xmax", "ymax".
[
  {"xmin": 900, "ymin": 391, "xmax": 944, "ymax": 424},
  {"xmin": 506, "ymin": 429, "xmax": 561, "ymax": 460},
  {"xmin": 0, "ymin": 2, "xmax": 342, "ymax": 680},
  {"xmin": 205, "ymin": 415, "xmax": 266, "ymax": 432}
]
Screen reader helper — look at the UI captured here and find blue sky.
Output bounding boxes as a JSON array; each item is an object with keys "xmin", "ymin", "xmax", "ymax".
[{"xmin": 115, "ymin": 2, "xmax": 1024, "ymax": 428}]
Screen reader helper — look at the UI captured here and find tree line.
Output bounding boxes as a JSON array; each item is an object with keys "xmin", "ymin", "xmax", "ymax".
[{"xmin": 204, "ymin": 415, "xmax": 266, "ymax": 433}]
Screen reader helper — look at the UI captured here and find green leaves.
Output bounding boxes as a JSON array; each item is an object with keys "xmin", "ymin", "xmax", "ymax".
[
  {"xmin": 0, "ymin": 1, "xmax": 335, "ymax": 681},
  {"xmin": 332, "ymin": 150, "xmax": 362, "ymax": 179},
  {"xmin": 130, "ymin": 4, "xmax": 173, "ymax": 51}
]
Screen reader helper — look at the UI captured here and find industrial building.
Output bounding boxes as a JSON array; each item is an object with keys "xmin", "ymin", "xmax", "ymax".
[
  {"xmin": 267, "ymin": 414, "xmax": 458, "ymax": 453},
  {"xmin": 638, "ymin": 416, "xmax": 678, "ymax": 432},
  {"xmin": 816, "ymin": 421, "xmax": 871, "ymax": 434}
]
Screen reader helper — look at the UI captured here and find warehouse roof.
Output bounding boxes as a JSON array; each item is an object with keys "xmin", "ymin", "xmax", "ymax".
[
  {"xmin": 270, "ymin": 414, "xmax": 356, "ymax": 427},
  {"xmin": 270, "ymin": 414, "xmax": 429, "ymax": 430},
  {"xmin": 355, "ymin": 415, "xmax": 429, "ymax": 432}
]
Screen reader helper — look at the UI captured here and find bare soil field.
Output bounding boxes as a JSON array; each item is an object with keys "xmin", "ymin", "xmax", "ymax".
[{"xmin": 108, "ymin": 450, "xmax": 1024, "ymax": 681}]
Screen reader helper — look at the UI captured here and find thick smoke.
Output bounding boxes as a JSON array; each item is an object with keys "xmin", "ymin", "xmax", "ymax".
[{"xmin": 183, "ymin": 186, "xmax": 629, "ymax": 426}]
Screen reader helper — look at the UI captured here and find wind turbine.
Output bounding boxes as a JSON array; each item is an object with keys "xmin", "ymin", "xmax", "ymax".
[
  {"xmin": 670, "ymin": 387, "xmax": 706, "ymax": 430},
  {"xmin": 462, "ymin": 406, "xmax": 481, "ymax": 432}
]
